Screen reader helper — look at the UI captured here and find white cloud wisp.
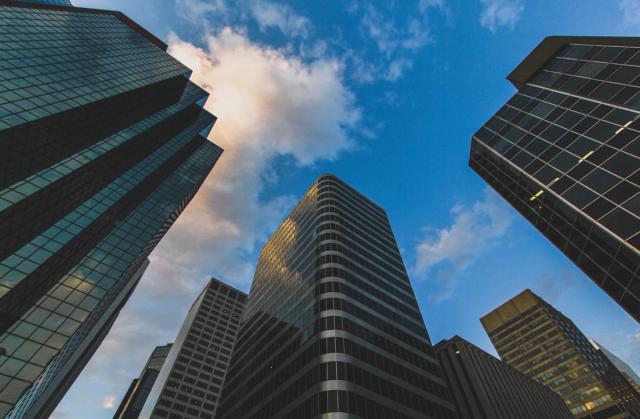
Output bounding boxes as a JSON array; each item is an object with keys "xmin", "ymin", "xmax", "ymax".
[
  {"xmin": 413, "ymin": 188, "xmax": 513, "ymax": 302},
  {"xmin": 480, "ymin": 0, "xmax": 524, "ymax": 32},
  {"xmin": 619, "ymin": 0, "xmax": 640, "ymax": 26}
]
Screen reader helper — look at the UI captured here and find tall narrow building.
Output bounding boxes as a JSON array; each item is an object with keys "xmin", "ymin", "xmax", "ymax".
[
  {"xmin": 0, "ymin": 1, "xmax": 221, "ymax": 417},
  {"xmin": 481, "ymin": 289, "xmax": 640, "ymax": 418},
  {"xmin": 139, "ymin": 278, "xmax": 246, "ymax": 419},
  {"xmin": 217, "ymin": 174, "xmax": 456, "ymax": 419},
  {"xmin": 114, "ymin": 343, "xmax": 173, "ymax": 419},
  {"xmin": 434, "ymin": 335, "xmax": 573, "ymax": 419},
  {"xmin": 469, "ymin": 36, "xmax": 640, "ymax": 322}
]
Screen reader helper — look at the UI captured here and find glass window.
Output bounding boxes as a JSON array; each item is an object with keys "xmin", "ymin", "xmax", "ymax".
[
  {"xmin": 581, "ymin": 169, "xmax": 620, "ymax": 193},
  {"xmin": 562, "ymin": 183, "xmax": 598, "ymax": 208},
  {"xmin": 603, "ymin": 152, "xmax": 640, "ymax": 178}
]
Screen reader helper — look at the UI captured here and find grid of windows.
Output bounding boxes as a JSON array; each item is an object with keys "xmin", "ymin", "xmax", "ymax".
[
  {"xmin": 0, "ymin": 2, "xmax": 221, "ymax": 417},
  {"xmin": 481, "ymin": 290, "xmax": 640, "ymax": 418},
  {"xmin": 217, "ymin": 175, "xmax": 456, "ymax": 419},
  {"xmin": 140, "ymin": 279, "xmax": 246, "ymax": 419},
  {"xmin": 470, "ymin": 38, "xmax": 640, "ymax": 323},
  {"xmin": 1, "ymin": 140, "xmax": 222, "ymax": 418},
  {"xmin": 0, "ymin": 5, "xmax": 187, "ymax": 129}
]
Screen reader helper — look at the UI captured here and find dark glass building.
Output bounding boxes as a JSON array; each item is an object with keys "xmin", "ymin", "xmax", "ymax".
[
  {"xmin": 469, "ymin": 36, "xmax": 640, "ymax": 323},
  {"xmin": 114, "ymin": 343, "xmax": 173, "ymax": 419},
  {"xmin": 139, "ymin": 278, "xmax": 246, "ymax": 419},
  {"xmin": 482, "ymin": 289, "xmax": 640, "ymax": 418},
  {"xmin": 217, "ymin": 174, "xmax": 456, "ymax": 419},
  {"xmin": 0, "ymin": 1, "xmax": 221, "ymax": 417},
  {"xmin": 434, "ymin": 335, "xmax": 572, "ymax": 419}
]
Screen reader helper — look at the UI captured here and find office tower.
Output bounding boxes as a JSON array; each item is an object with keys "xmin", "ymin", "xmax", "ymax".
[
  {"xmin": 469, "ymin": 36, "xmax": 640, "ymax": 322},
  {"xmin": 114, "ymin": 343, "xmax": 173, "ymax": 419},
  {"xmin": 434, "ymin": 335, "xmax": 572, "ymax": 419},
  {"xmin": 482, "ymin": 289, "xmax": 640, "ymax": 418},
  {"xmin": 590, "ymin": 340, "xmax": 640, "ymax": 395},
  {"xmin": 0, "ymin": 1, "xmax": 221, "ymax": 417},
  {"xmin": 139, "ymin": 279, "xmax": 246, "ymax": 419},
  {"xmin": 217, "ymin": 174, "xmax": 457, "ymax": 419}
]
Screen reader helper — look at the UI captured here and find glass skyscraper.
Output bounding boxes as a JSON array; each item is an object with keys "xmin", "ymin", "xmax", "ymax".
[
  {"xmin": 139, "ymin": 278, "xmax": 246, "ymax": 419},
  {"xmin": 0, "ymin": 1, "xmax": 221, "ymax": 417},
  {"xmin": 482, "ymin": 289, "xmax": 640, "ymax": 418},
  {"xmin": 469, "ymin": 36, "xmax": 640, "ymax": 323},
  {"xmin": 217, "ymin": 174, "xmax": 456, "ymax": 419}
]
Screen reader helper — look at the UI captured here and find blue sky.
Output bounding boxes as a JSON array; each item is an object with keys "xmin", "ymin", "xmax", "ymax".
[{"xmin": 54, "ymin": 0, "xmax": 640, "ymax": 416}]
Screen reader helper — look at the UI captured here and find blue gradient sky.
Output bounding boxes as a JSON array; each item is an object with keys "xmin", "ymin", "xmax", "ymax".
[{"xmin": 53, "ymin": 0, "xmax": 640, "ymax": 417}]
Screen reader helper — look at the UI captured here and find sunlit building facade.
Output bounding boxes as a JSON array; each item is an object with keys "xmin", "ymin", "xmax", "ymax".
[
  {"xmin": 0, "ymin": 1, "xmax": 221, "ymax": 417},
  {"xmin": 482, "ymin": 289, "xmax": 640, "ymax": 418},
  {"xmin": 435, "ymin": 335, "xmax": 572, "ymax": 419},
  {"xmin": 139, "ymin": 279, "xmax": 246, "ymax": 419},
  {"xmin": 470, "ymin": 36, "xmax": 640, "ymax": 323},
  {"xmin": 217, "ymin": 174, "xmax": 456, "ymax": 419}
]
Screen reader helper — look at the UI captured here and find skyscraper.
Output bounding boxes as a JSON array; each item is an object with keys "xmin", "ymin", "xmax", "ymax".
[
  {"xmin": 0, "ymin": 1, "xmax": 221, "ymax": 417},
  {"xmin": 590, "ymin": 340, "xmax": 640, "ymax": 395},
  {"xmin": 114, "ymin": 343, "xmax": 173, "ymax": 419},
  {"xmin": 469, "ymin": 36, "xmax": 640, "ymax": 322},
  {"xmin": 481, "ymin": 289, "xmax": 640, "ymax": 418},
  {"xmin": 139, "ymin": 279, "xmax": 246, "ymax": 419},
  {"xmin": 434, "ymin": 335, "xmax": 572, "ymax": 419},
  {"xmin": 217, "ymin": 174, "xmax": 456, "ymax": 419}
]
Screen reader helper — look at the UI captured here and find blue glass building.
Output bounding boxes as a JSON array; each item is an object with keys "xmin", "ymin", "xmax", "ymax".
[{"xmin": 0, "ymin": 1, "xmax": 221, "ymax": 417}]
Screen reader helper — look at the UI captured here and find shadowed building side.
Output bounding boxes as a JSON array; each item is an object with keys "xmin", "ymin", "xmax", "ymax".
[
  {"xmin": 435, "ymin": 335, "xmax": 573, "ymax": 419},
  {"xmin": 114, "ymin": 343, "xmax": 173, "ymax": 419}
]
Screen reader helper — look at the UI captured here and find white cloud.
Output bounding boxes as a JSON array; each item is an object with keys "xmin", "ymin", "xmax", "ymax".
[
  {"xmin": 413, "ymin": 188, "xmax": 512, "ymax": 301},
  {"xmin": 480, "ymin": 0, "xmax": 524, "ymax": 32},
  {"xmin": 149, "ymin": 28, "xmax": 359, "ymax": 292},
  {"xmin": 357, "ymin": 1, "xmax": 445, "ymax": 81},
  {"xmin": 100, "ymin": 395, "xmax": 117, "ymax": 409},
  {"xmin": 54, "ymin": 25, "xmax": 362, "ymax": 418},
  {"xmin": 250, "ymin": 0, "xmax": 310, "ymax": 37},
  {"xmin": 619, "ymin": 0, "xmax": 640, "ymax": 25},
  {"xmin": 175, "ymin": 0, "xmax": 227, "ymax": 25},
  {"xmin": 175, "ymin": 0, "xmax": 311, "ymax": 38}
]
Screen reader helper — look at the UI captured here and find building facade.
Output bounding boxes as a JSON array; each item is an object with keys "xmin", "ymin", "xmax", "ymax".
[
  {"xmin": 115, "ymin": 343, "xmax": 173, "ymax": 419},
  {"xmin": 0, "ymin": 2, "xmax": 221, "ymax": 417},
  {"xmin": 590, "ymin": 340, "xmax": 640, "ymax": 395},
  {"xmin": 139, "ymin": 279, "xmax": 246, "ymax": 419},
  {"xmin": 12, "ymin": 0, "xmax": 73, "ymax": 6},
  {"xmin": 434, "ymin": 335, "xmax": 572, "ymax": 419},
  {"xmin": 469, "ymin": 36, "xmax": 640, "ymax": 323},
  {"xmin": 481, "ymin": 289, "xmax": 640, "ymax": 418},
  {"xmin": 217, "ymin": 174, "xmax": 456, "ymax": 419}
]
